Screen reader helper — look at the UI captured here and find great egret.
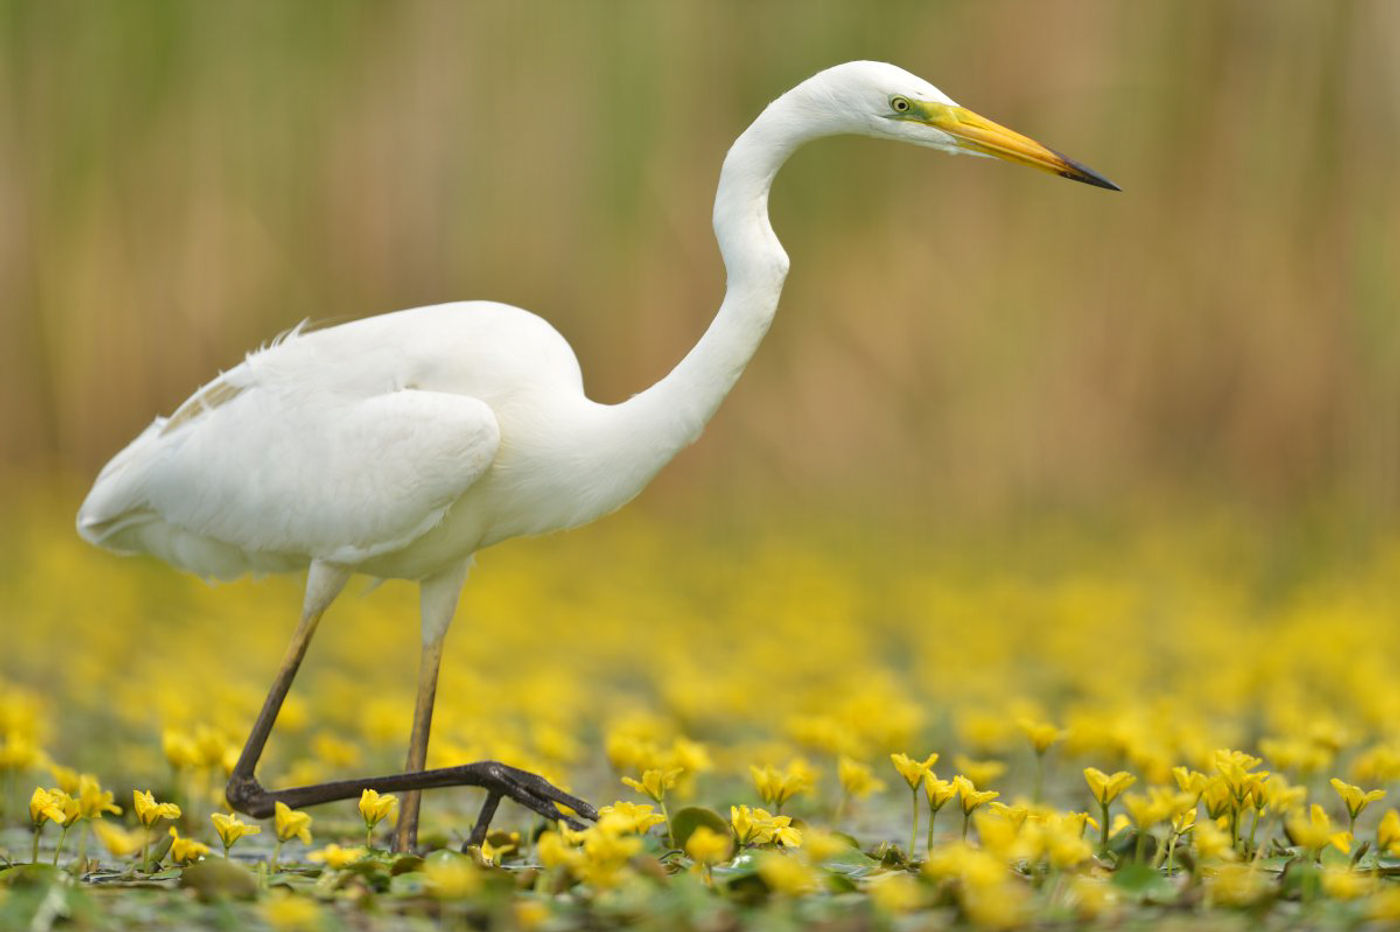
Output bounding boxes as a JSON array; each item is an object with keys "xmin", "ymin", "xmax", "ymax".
[{"xmin": 77, "ymin": 61, "xmax": 1116, "ymax": 851}]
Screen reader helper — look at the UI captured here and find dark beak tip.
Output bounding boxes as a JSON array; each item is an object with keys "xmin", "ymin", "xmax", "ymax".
[{"xmin": 1052, "ymin": 148, "xmax": 1121, "ymax": 192}]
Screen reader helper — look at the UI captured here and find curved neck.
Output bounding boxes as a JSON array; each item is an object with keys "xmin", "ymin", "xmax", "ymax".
[{"xmin": 608, "ymin": 90, "xmax": 818, "ymax": 469}]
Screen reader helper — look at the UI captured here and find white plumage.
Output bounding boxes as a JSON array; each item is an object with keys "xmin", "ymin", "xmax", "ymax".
[{"xmin": 76, "ymin": 62, "xmax": 1114, "ymax": 850}]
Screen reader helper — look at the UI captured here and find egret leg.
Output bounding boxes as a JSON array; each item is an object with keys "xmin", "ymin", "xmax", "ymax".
[
  {"xmin": 226, "ymin": 561, "xmax": 350, "ymax": 807},
  {"xmin": 224, "ymin": 560, "xmax": 597, "ymax": 845},
  {"xmin": 394, "ymin": 636, "xmax": 445, "ymax": 852}
]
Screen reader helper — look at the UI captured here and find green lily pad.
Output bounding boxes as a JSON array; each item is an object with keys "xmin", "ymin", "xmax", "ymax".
[
  {"xmin": 669, "ymin": 807, "xmax": 732, "ymax": 852},
  {"xmin": 178, "ymin": 858, "xmax": 258, "ymax": 900}
]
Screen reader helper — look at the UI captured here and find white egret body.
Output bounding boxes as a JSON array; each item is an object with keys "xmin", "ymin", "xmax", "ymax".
[{"xmin": 77, "ymin": 61, "xmax": 1116, "ymax": 849}]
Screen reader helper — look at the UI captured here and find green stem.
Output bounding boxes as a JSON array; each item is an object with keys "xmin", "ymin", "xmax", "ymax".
[
  {"xmin": 909, "ymin": 790, "xmax": 919, "ymax": 859},
  {"xmin": 661, "ymin": 798, "xmax": 674, "ymax": 849},
  {"xmin": 962, "ymin": 809, "xmax": 971, "ymax": 840},
  {"xmin": 32, "ymin": 826, "xmax": 41, "ymax": 864},
  {"xmin": 1246, "ymin": 808, "xmax": 1261, "ymax": 857},
  {"xmin": 52, "ymin": 824, "xmax": 71, "ymax": 866},
  {"xmin": 1033, "ymin": 753, "xmax": 1044, "ymax": 805},
  {"xmin": 926, "ymin": 806, "xmax": 938, "ymax": 854},
  {"xmin": 1133, "ymin": 824, "xmax": 1147, "ymax": 864},
  {"xmin": 271, "ymin": 839, "xmax": 283, "ymax": 872},
  {"xmin": 1098, "ymin": 802, "xmax": 1110, "ymax": 857}
]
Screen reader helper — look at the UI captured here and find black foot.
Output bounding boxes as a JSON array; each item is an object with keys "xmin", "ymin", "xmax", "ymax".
[
  {"xmin": 225, "ymin": 760, "xmax": 597, "ymax": 846},
  {"xmin": 459, "ymin": 761, "xmax": 596, "ymax": 849}
]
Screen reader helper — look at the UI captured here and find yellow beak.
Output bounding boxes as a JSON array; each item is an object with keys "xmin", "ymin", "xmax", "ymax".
[{"xmin": 921, "ymin": 102, "xmax": 1119, "ymax": 191}]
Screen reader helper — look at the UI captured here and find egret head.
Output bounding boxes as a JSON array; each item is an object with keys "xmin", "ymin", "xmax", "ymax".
[{"xmin": 800, "ymin": 61, "xmax": 1119, "ymax": 190}]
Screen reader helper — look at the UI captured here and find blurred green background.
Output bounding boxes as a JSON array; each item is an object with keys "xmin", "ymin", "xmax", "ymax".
[{"xmin": 3, "ymin": 0, "xmax": 1399, "ymax": 524}]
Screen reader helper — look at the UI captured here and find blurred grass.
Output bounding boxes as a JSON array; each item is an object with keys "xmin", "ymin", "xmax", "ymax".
[{"xmin": 3, "ymin": 1, "xmax": 1398, "ymax": 522}]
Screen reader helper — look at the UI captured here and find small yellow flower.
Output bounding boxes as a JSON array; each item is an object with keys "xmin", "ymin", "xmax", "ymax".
[
  {"xmin": 595, "ymin": 800, "xmax": 666, "ymax": 834},
  {"xmin": 890, "ymin": 752, "xmax": 938, "ymax": 790},
  {"xmin": 837, "ymin": 756, "xmax": 885, "ymax": 799},
  {"xmin": 1331, "ymin": 778, "xmax": 1386, "ymax": 823},
  {"xmin": 29, "ymin": 787, "xmax": 68, "ymax": 826},
  {"xmin": 1018, "ymin": 719, "xmax": 1064, "ymax": 754},
  {"xmin": 1205, "ymin": 863, "xmax": 1269, "ymax": 907},
  {"xmin": 952, "ymin": 775, "xmax": 999, "ymax": 815},
  {"xmin": 757, "ymin": 850, "xmax": 819, "ymax": 895},
  {"xmin": 92, "ymin": 820, "xmax": 149, "ymax": 858},
  {"xmin": 168, "ymin": 827, "xmax": 210, "ymax": 864},
  {"xmin": 273, "ymin": 801, "xmax": 313, "ymax": 845},
  {"xmin": 685, "ymin": 825, "xmax": 733, "ymax": 866},
  {"xmin": 867, "ymin": 873, "xmax": 924, "ymax": 913},
  {"xmin": 132, "ymin": 790, "xmax": 181, "ymax": 828},
  {"xmin": 425, "ymin": 853, "xmax": 482, "ymax": 898},
  {"xmin": 1377, "ymin": 809, "xmax": 1400, "ymax": 856},
  {"xmin": 621, "ymin": 767, "xmax": 682, "ymax": 803},
  {"xmin": 358, "ymin": 788, "xmax": 398, "ymax": 837},
  {"xmin": 952, "ymin": 754, "xmax": 1007, "ymax": 790},
  {"xmin": 211, "ymin": 811, "xmax": 261, "ymax": 853},
  {"xmin": 730, "ymin": 805, "xmax": 801, "ymax": 847},
  {"xmin": 1286, "ymin": 803, "xmax": 1350, "ymax": 855},
  {"xmin": 49, "ymin": 765, "xmax": 81, "ymax": 795},
  {"xmin": 307, "ymin": 843, "xmax": 367, "ymax": 869},
  {"xmin": 162, "ymin": 728, "xmax": 203, "ymax": 771},
  {"xmin": 258, "ymin": 890, "xmax": 321, "ymax": 931},
  {"xmin": 478, "ymin": 834, "xmax": 517, "ymax": 866},
  {"xmin": 1321, "ymin": 865, "xmax": 1375, "ymax": 900},
  {"xmin": 750, "ymin": 761, "xmax": 813, "ymax": 810},
  {"xmin": 1083, "ymin": 767, "xmax": 1136, "ymax": 805},
  {"xmin": 77, "ymin": 775, "xmax": 121, "ymax": 820},
  {"xmin": 924, "ymin": 773, "xmax": 957, "ymax": 811}
]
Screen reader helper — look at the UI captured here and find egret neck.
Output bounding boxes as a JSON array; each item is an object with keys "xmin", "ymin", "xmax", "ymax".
[{"xmin": 608, "ymin": 84, "xmax": 826, "ymax": 479}]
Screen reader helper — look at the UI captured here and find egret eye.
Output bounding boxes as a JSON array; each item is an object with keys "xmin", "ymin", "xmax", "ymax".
[{"xmin": 890, "ymin": 96, "xmax": 912, "ymax": 114}]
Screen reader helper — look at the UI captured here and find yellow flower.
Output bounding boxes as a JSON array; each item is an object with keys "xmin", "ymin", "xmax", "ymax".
[
  {"xmin": 730, "ymin": 805, "xmax": 801, "ymax": 847},
  {"xmin": 621, "ymin": 767, "xmax": 682, "ymax": 803},
  {"xmin": 867, "ymin": 873, "xmax": 924, "ymax": 913},
  {"xmin": 77, "ymin": 775, "xmax": 121, "ymax": 820},
  {"xmin": 132, "ymin": 790, "xmax": 181, "ymax": 828},
  {"xmin": 162, "ymin": 728, "xmax": 202, "ymax": 771},
  {"xmin": 1083, "ymin": 768, "xmax": 1136, "ymax": 805},
  {"xmin": 49, "ymin": 765, "xmax": 81, "ymax": 795},
  {"xmin": 258, "ymin": 891, "xmax": 321, "ymax": 931},
  {"xmin": 92, "ymin": 820, "xmax": 149, "ymax": 858},
  {"xmin": 1045, "ymin": 826, "xmax": 1094, "ymax": 870},
  {"xmin": 1377, "ymin": 809, "xmax": 1400, "ymax": 856},
  {"xmin": 595, "ymin": 800, "xmax": 666, "ymax": 834},
  {"xmin": 837, "ymin": 756, "xmax": 885, "ymax": 799},
  {"xmin": 273, "ymin": 801, "xmax": 313, "ymax": 845},
  {"xmin": 757, "ymin": 851, "xmax": 819, "ymax": 895},
  {"xmin": 1018, "ymin": 720, "xmax": 1063, "ymax": 754},
  {"xmin": 924, "ymin": 773, "xmax": 958, "ymax": 811},
  {"xmin": 211, "ymin": 811, "xmax": 261, "ymax": 853},
  {"xmin": 1065, "ymin": 876, "xmax": 1118, "ymax": 920},
  {"xmin": 1286, "ymin": 803, "xmax": 1350, "ymax": 854},
  {"xmin": 890, "ymin": 752, "xmax": 938, "ymax": 790},
  {"xmin": 952, "ymin": 755, "xmax": 1007, "ymax": 789},
  {"xmin": 750, "ymin": 761, "xmax": 813, "ymax": 810},
  {"xmin": 29, "ymin": 787, "xmax": 68, "ymax": 826},
  {"xmin": 168, "ymin": 827, "xmax": 210, "ymax": 864},
  {"xmin": 535, "ymin": 831, "xmax": 582, "ymax": 871},
  {"xmin": 1370, "ymin": 887, "xmax": 1400, "ymax": 921},
  {"xmin": 1330, "ymin": 778, "xmax": 1386, "ymax": 822},
  {"xmin": 307, "ymin": 843, "xmax": 367, "ymax": 869},
  {"xmin": 1321, "ymin": 866, "xmax": 1375, "ymax": 900},
  {"xmin": 425, "ymin": 853, "xmax": 482, "ymax": 898},
  {"xmin": 358, "ymin": 788, "xmax": 398, "ymax": 829},
  {"xmin": 478, "ymin": 834, "xmax": 517, "ymax": 866},
  {"xmin": 685, "ymin": 825, "xmax": 733, "ymax": 866},
  {"xmin": 952, "ymin": 775, "xmax": 999, "ymax": 815},
  {"xmin": 1193, "ymin": 819, "xmax": 1237, "ymax": 862},
  {"xmin": 1205, "ymin": 864, "xmax": 1269, "ymax": 908}
]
